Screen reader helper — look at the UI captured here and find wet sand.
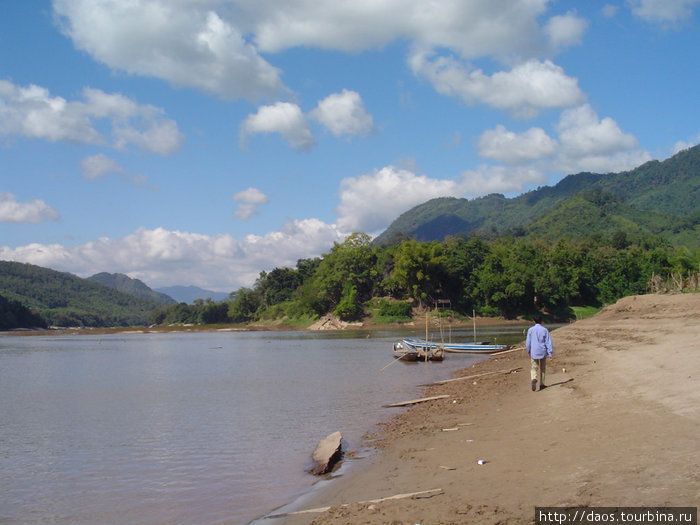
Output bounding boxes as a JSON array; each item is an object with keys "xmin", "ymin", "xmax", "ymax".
[{"xmin": 275, "ymin": 293, "xmax": 700, "ymax": 524}]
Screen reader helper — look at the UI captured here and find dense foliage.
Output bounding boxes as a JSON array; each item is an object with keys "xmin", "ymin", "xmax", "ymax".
[
  {"xmin": 0, "ymin": 294, "xmax": 47, "ymax": 330},
  {"xmin": 152, "ymin": 231, "xmax": 700, "ymax": 325},
  {"xmin": 0, "ymin": 261, "xmax": 166, "ymax": 327}
]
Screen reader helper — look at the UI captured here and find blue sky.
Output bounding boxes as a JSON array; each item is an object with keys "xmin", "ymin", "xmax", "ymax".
[{"xmin": 1, "ymin": 0, "xmax": 699, "ymax": 292}]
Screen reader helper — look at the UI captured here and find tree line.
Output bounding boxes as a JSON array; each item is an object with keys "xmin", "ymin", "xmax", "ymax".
[{"xmin": 153, "ymin": 231, "xmax": 700, "ymax": 325}]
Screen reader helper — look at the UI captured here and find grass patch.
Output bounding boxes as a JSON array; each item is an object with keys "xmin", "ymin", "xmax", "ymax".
[
  {"xmin": 571, "ymin": 305, "xmax": 601, "ymax": 320},
  {"xmin": 365, "ymin": 298, "xmax": 413, "ymax": 325}
]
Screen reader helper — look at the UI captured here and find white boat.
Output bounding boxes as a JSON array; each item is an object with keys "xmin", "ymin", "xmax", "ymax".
[
  {"xmin": 392, "ymin": 341, "xmax": 421, "ymax": 361},
  {"xmin": 395, "ymin": 338, "xmax": 445, "ymax": 361},
  {"xmin": 399, "ymin": 337, "xmax": 510, "ymax": 355}
]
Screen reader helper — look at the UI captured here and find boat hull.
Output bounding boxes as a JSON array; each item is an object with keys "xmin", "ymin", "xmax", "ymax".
[
  {"xmin": 400, "ymin": 338, "xmax": 510, "ymax": 355},
  {"xmin": 397, "ymin": 339, "xmax": 445, "ymax": 361},
  {"xmin": 392, "ymin": 342, "xmax": 420, "ymax": 361},
  {"xmin": 392, "ymin": 341, "xmax": 444, "ymax": 361}
]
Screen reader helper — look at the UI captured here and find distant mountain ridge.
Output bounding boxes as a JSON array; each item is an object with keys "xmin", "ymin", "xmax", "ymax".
[
  {"xmin": 155, "ymin": 285, "xmax": 230, "ymax": 304},
  {"xmin": 88, "ymin": 272, "xmax": 176, "ymax": 304},
  {"xmin": 0, "ymin": 261, "xmax": 165, "ymax": 327},
  {"xmin": 375, "ymin": 145, "xmax": 700, "ymax": 246}
]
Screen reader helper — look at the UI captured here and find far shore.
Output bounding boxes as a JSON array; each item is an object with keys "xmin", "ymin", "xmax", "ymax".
[{"xmin": 2, "ymin": 314, "xmax": 530, "ymax": 337}]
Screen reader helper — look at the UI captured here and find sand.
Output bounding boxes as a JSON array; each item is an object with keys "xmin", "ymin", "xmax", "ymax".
[{"xmin": 275, "ymin": 293, "xmax": 700, "ymax": 524}]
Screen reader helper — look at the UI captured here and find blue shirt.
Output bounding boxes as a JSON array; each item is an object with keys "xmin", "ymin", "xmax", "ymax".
[{"xmin": 526, "ymin": 323, "xmax": 552, "ymax": 359}]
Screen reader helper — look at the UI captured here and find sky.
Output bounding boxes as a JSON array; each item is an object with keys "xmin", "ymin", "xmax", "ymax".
[{"xmin": 1, "ymin": 0, "xmax": 699, "ymax": 293}]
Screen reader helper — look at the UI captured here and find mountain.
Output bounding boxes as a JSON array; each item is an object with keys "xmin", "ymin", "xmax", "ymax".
[
  {"xmin": 0, "ymin": 261, "xmax": 164, "ymax": 327},
  {"xmin": 374, "ymin": 145, "xmax": 700, "ymax": 246},
  {"xmin": 88, "ymin": 272, "xmax": 176, "ymax": 304},
  {"xmin": 155, "ymin": 285, "xmax": 230, "ymax": 304}
]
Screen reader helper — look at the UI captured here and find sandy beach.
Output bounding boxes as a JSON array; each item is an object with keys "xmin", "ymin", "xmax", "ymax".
[{"xmin": 274, "ymin": 293, "xmax": 700, "ymax": 524}]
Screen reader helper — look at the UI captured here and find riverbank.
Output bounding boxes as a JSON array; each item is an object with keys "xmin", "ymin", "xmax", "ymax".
[
  {"xmin": 3, "ymin": 314, "xmax": 526, "ymax": 336},
  {"xmin": 273, "ymin": 293, "xmax": 700, "ymax": 524}
]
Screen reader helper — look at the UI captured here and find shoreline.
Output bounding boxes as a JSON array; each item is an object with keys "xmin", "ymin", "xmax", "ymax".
[
  {"xmin": 268, "ymin": 293, "xmax": 700, "ymax": 524},
  {"xmin": 2, "ymin": 316, "xmax": 528, "ymax": 337}
]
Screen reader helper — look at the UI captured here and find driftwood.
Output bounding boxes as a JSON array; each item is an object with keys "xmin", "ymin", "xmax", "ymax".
[
  {"xmin": 266, "ymin": 488, "xmax": 444, "ymax": 518},
  {"xmin": 384, "ymin": 394, "xmax": 450, "ymax": 408},
  {"xmin": 308, "ymin": 431, "xmax": 343, "ymax": 475},
  {"xmin": 433, "ymin": 367, "xmax": 522, "ymax": 385},
  {"xmin": 490, "ymin": 346, "xmax": 523, "ymax": 356}
]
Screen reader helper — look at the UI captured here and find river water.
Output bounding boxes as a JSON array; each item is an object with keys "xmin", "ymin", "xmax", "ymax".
[{"xmin": 0, "ymin": 326, "xmax": 525, "ymax": 524}]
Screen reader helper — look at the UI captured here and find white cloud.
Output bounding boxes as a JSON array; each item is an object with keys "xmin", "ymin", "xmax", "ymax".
[
  {"xmin": 233, "ymin": 187, "xmax": 269, "ymax": 220},
  {"xmin": 554, "ymin": 150, "xmax": 653, "ymax": 174},
  {"xmin": 672, "ymin": 134, "xmax": 700, "ymax": 154},
  {"xmin": 51, "ymin": 1, "xmax": 589, "ymax": 106},
  {"xmin": 0, "ymin": 223, "xmax": 346, "ymax": 291},
  {"xmin": 477, "ymin": 105, "xmax": 652, "ymax": 175},
  {"xmin": 335, "ymin": 166, "xmax": 462, "ymax": 233},
  {"xmin": 240, "ymin": 102, "xmax": 314, "ymax": 151},
  {"xmin": 80, "ymin": 154, "xmax": 123, "ymax": 180},
  {"xmin": 310, "ymin": 90, "xmax": 374, "ymax": 137},
  {"xmin": 409, "ymin": 53, "xmax": 586, "ymax": 118},
  {"xmin": 241, "ymin": 91, "xmax": 375, "ymax": 150},
  {"xmin": 550, "ymin": 104, "xmax": 651, "ymax": 173},
  {"xmin": 0, "ymin": 80, "xmax": 101, "ymax": 144},
  {"xmin": 556, "ymin": 104, "xmax": 640, "ymax": 158},
  {"xmin": 628, "ymin": 0, "xmax": 700, "ymax": 23},
  {"xmin": 0, "ymin": 80, "xmax": 183, "ymax": 155},
  {"xmin": 544, "ymin": 12, "xmax": 588, "ymax": 51},
  {"xmin": 80, "ymin": 154, "xmax": 158, "ymax": 189},
  {"xmin": 113, "ymin": 119, "xmax": 183, "ymax": 156},
  {"xmin": 458, "ymin": 165, "xmax": 547, "ymax": 195},
  {"xmin": 0, "ymin": 192, "xmax": 60, "ymax": 223},
  {"xmin": 233, "ymin": 187, "xmax": 269, "ymax": 204},
  {"xmin": 251, "ymin": 0, "xmax": 551, "ymax": 59},
  {"xmin": 478, "ymin": 125, "xmax": 558, "ymax": 165},
  {"xmin": 52, "ymin": 1, "xmax": 285, "ymax": 101}
]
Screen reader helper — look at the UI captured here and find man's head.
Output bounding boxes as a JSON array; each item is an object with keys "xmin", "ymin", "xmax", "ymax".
[{"xmin": 533, "ymin": 315, "xmax": 542, "ymax": 324}]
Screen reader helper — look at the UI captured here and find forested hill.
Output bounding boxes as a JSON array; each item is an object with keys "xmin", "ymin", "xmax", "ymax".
[
  {"xmin": 375, "ymin": 144, "xmax": 700, "ymax": 246},
  {"xmin": 0, "ymin": 295, "xmax": 47, "ymax": 330},
  {"xmin": 0, "ymin": 261, "xmax": 164, "ymax": 327},
  {"xmin": 88, "ymin": 272, "xmax": 176, "ymax": 304}
]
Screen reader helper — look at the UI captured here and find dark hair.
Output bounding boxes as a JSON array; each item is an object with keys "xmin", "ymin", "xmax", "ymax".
[{"xmin": 533, "ymin": 315, "xmax": 542, "ymax": 324}]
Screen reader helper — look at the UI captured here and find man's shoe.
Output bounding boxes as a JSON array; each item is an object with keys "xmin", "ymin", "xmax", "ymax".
[
  {"xmin": 539, "ymin": 384, "xmax": 547, "ymax": 391},
  {"xmin": 531, "ymin": 379, "xmax": 537, "ymax": 391}
]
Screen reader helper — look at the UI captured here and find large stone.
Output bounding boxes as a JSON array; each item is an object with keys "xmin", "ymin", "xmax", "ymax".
[{"xmin": 309, "ymin": 431, "xmax": 343, "ymax": 475}]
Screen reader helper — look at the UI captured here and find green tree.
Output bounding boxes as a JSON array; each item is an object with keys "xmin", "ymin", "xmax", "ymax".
[
  {"xmin": 534, "ymin": 239, "xmax": 587, "ymax": 310},
  {"xmin": 227, "ymin": 288, "xmax": 262, "ymax": 323},
  {"xmin": 200, "ymin": 300, "xmax": 230, "ymax": 324},
  {"xmin": 441, "ymin": 237, "xmax": 488, "ymax": 312},
  {"xmin": 313, "ymin": 233, "xmax": 378, "ymax": 308},
  {"xmin": 256, "ymin": 267, "xmax": 303, "ymax": 307},
  {"xmin": 473, "ymin": 240, "xmax": 537, "ymax": 317},
  {"xmin": 389, "ymin": 240, "xmax": 446, "ymax": 305},
  {"xmin": 333, "ymin": 283, "xmax": 363, "ymax": 321}
]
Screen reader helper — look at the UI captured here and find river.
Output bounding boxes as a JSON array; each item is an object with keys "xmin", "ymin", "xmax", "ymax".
[{"xmin": 0, "ymin": 326, "xmax": 525, "ymax": 524}]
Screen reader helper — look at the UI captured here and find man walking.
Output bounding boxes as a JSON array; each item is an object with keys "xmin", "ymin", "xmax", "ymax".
[{"xmin": 526, "ymin": 316, "xmax": 552, "ymax": 391}]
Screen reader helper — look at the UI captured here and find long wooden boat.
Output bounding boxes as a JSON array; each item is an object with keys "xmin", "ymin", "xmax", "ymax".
[{"xmin": 401, "ymin": 337, "xmax": 510, "ymax": 355}]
